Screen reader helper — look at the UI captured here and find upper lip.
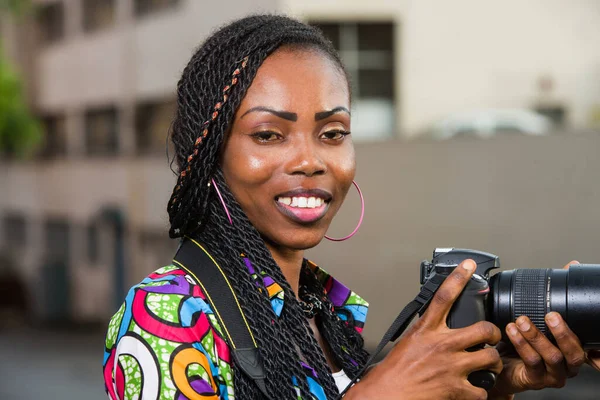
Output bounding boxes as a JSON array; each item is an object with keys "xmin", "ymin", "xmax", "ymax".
[{"xmin": 274, "ymin": 188, "xmax": 332, "ymax": 202}]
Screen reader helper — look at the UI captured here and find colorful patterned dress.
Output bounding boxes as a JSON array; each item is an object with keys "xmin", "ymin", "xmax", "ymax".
[{"xmin": 103, "ymin": 254, "xmax": 368, "ymax": 400}]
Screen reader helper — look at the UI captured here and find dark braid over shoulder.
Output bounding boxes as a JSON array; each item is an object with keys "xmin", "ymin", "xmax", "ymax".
[{"xmin": 167, "ymin": 14, "xmax": 369, "ymax": 399}]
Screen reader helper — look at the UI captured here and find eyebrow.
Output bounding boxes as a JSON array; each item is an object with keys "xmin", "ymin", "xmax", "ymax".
[
  {"xmin": 240, "ymin": 107, "xmax": 298, "ymax": 121},
  {"xmin": 240, "ymin": 106, "xmax": 351, "ymax": 122},
  {"xmin": 314, "ymin": 106, "xmax": 350, "ymax": 121}
]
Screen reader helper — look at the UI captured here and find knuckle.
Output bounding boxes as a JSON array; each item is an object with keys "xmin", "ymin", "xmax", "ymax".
[
  {"xmin": 551, "ymin": 327, "xmax": 569, "ymax": 341},
  {"xmin": 476, "ymin": 321, "xmax": 498, "ymax": 340},
  {"xmin": 524, "ymin": 353, "xmax": 543, "ymax": 368},
  {"xmin": 474, "ymin": 388, "xmax": 488, "ymax": 400},
  {"xmin": 569, "ymin": 352, "xmax": 587, "ymax": 367},
  {"xmin": 486, "ymin": 347, "xmax": 501, "ymax": 363},
  {"xmin": 435, "ymin": 335, "xmax": 453, "ymax": 352},
  {"xmin": 465, "ymin": 386, "xmax": 487, "ymax": 400},
  {"xmin": 433, "ymin": 289, "xmax": 453, "ymax": 306},
  {"xmin": 547, "ymin": 350, "xmax": 565, "ymax": 366},
  {"xmin": 450, "ymin": 270, "xmax": 467, "ymax": 284}
]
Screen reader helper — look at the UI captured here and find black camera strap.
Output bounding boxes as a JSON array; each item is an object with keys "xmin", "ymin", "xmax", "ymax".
[
  {"xmin": 336, "ymin": 274, "xmax": 445, "ymax": 399},
  {"xmin": 173, "ymin": 238, "xmax": 271, "ymax": 399},
  {"xmin": 173, "ymin": 237, "xmax": 444, "ymax": 399}
]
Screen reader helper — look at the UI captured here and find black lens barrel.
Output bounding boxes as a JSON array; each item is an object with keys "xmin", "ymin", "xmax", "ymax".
[{"xmin": 489, "ymin": 265, "xmax": 600, "ymax": 348}]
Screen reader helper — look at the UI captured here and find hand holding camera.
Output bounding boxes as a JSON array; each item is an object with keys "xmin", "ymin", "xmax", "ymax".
[
  {"xmin": 346, "ymin": 249, "xmax": 600, "ymax": 399},
  {"xmin": 491, "ymin": 260, "xmax": 600, "ymax": 397},
  {"xmin": 345, "ymin": 259, "xmax": 503, "ymax": 400}
]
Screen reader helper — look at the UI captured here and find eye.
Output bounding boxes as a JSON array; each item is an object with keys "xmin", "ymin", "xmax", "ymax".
[
  {"xmin": 250, "ymin": 131, "xmax": 282, "ymax": 143},
  {"xmin": 321, "ymin": 130, "xmax": 351, "ymax": 141}
]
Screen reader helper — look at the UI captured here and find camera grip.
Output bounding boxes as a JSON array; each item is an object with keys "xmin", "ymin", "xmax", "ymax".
[{"xmin": 447, "ymin": 277, "xmax": 497, "ymax": 391}]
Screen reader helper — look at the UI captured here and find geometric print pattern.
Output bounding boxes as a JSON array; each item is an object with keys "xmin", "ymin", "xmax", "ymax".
[{"xmin": 103, "ymin": 260, "xmax": 368, "ymax": 399}]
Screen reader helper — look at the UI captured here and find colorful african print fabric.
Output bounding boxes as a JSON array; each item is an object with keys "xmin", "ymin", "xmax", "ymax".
[{"xmin": 103, "ymin": 258, "xmax": 368, "ymax": 399}]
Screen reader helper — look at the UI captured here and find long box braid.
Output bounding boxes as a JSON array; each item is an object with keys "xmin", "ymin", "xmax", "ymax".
[{"xmin": 167, "ymin": 15, "xmax": 369, "ymax": 399}]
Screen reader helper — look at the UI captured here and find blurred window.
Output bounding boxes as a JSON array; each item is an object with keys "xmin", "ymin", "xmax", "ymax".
[
  {"xmin": 39, "ymin": 114, "xmax": 67, "ymax": 158},
  {"xmin": 134, "ymin": 0, "xmax": 180, "ymax": 17},
  {"xmin": 44, "ymin": 219, "xmax": 70, "ymax": 262},
  {"xmin": 311, "ymin": 21, "xmax": 396, "ymax": 141},
  {"xmin": 37, "ymin": 1, "xmax": 65, "ymax": 45},
  {"xmin": 2, "ymin": 214, "xmax": 27, "ymax": 248},
  {"xmin": 135, "ymin": 99, "xmax": 176, "ymax": 155},
  {"xmin": 82, "ymin": 0, "xmax": 116, "ymax": 33},
  {"xmin": 85, "ymin": 106, "xmax": 119, "ymax": 156}
]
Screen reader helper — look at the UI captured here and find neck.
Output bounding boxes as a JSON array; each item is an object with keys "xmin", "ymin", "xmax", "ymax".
[{"xmin": 265, "ymin": 243, "xmax": 305, "ymax": 297}]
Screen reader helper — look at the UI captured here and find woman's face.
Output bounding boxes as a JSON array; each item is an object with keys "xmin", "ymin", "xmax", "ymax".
[{"xmin": 221, "ymin": 47, "xmax": 355, "ymax": 251}]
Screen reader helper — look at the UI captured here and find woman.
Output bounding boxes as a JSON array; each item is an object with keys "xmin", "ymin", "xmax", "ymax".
[{"xmin": 103, "ymin": 15, "xmax": 598, "ymax": 399}]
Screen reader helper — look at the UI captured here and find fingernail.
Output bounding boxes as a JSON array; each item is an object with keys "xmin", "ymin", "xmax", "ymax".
[
  {"xmin": 546, "ymin": 312, "xmax": 560, "ymax": 328},
  {"xmin": 462, "ymin": 260, "xmax": 476, "ymax": 272},
  {"xmin": 508, "ymin": 324, "xmax": 519, "ymax": 337},
  {"xmin": 517, "ymin": 317, "xmax": 531, "ymax": 332}
]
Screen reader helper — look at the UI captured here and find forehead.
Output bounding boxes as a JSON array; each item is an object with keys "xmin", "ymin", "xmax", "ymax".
[{"xmin": 239, "ymin": 48, "xmax": 349, "ymax": 111}]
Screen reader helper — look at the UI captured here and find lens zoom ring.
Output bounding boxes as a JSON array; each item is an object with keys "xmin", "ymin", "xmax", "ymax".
[{"xmin": 513, "ymin": 269, "xmax": 548, "ymax": 335}]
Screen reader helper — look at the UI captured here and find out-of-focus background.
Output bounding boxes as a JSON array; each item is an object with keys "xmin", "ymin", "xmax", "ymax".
[{"xmin": 1, "ymin": 0, "xmax": 599, "ymax": 398}]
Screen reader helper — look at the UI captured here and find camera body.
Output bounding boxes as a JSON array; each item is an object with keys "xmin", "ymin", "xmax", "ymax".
[
  {"xmin": 420, "ymin": 248, "xmax": 501, "ymax": 390},
  {"xmin": 420, "ymin": 248, "xmax": 500, "ymax": 330}
]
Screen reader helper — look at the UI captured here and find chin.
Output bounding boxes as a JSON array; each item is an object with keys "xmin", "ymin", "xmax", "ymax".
[{"xmin": 265, "ymin": 229, "xmax": 327, "ymax": 251}]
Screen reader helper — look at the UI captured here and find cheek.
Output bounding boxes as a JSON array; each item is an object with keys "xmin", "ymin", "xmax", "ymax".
[
  {"xmin": 222, "ymin": 145, "xmax": 273, "ymax": 192},
  {"xmin": 337, "ymin": 149, "xmax": 356, "ymax": 189}
]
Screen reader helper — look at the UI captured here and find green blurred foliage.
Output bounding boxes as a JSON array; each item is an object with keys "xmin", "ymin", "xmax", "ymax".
[
  {"xmin": 0, "ymin": 0, "xmax": 42, "ymax": 158},
  {"xmin": 0, "ymin": 53, "xmax": 42, "ymax": 158},
  {"xmin": 0, "ymin": 0, "xmax": 31, "ymax": 16}
]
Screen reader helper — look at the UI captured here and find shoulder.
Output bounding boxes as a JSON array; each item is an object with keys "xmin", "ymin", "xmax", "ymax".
[
  {"xmin": 103, "ymin": 265, "xmax": 235, "ymax": 400},
  {"xmin": 308, "ymin": 260, "xmax": 370, "ymax": 334}
]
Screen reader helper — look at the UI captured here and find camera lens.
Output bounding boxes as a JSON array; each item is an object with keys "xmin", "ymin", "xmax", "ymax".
[{"xmin": 489, "ymin": 265, "xmax": 600, "ymax": 348}]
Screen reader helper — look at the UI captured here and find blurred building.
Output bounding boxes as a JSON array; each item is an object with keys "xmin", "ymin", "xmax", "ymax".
[{"xmin": 2, "ymin": 0, "xmax": 600, "ymax": 326}]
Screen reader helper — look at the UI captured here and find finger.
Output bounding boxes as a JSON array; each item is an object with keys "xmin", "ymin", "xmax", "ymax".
[
  {"xmin": 505, "ymin": 322, "xmax": 546, "ymax": 382},
  {"xmin": 453, "ymin": 321, "xmax": 502, "ymax": 349},
  {"xmin": 460, "ymin": 381, "xmax": 489, "ymax": 400},
  {"xmin": 515, "ymin": 316, "xmax": 567, "ymax": 386},
  {"xmin": 460, "ymin": 347, "xmax": 503, "ymax": 375},
  {"xmin": 422, "ymin": 259, "xmax": 476, "ymax": 327},
  {"xmin": 562, "ymin": 260, "xmax": 580, "ymax": 270},
  {"xmin": 545, "ymin": 312, "xmax": 586, "ymax": 377}
]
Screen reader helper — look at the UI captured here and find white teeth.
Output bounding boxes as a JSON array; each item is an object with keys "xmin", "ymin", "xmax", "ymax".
[
  {"xmin": 277, "ymin": 197, "xmax": 291, "ymax": 206},
  {"xmin": 278, "ymin": 196, "xmax": 327, "ymax": 209}
]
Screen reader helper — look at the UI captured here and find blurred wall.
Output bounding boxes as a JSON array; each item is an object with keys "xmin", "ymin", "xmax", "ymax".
[
  {"xmin": 3, "ymin": 132, "xmax": 600, "ymax": 332},
  {"xmin": 306, "ymin": 132, "xmax": 600, "ymax": 348},
  {"xmin": 285, "ymin": 0, "xmax": 600, "ymax": 134}
]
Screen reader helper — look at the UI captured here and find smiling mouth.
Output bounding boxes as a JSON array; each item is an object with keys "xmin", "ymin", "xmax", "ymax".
[{"xmin": 274, "ymin": 190, "xmax": 332, "ymax": 224}]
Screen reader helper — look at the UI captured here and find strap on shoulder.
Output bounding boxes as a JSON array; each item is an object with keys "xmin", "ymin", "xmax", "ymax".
[{"xmin": 173, "ymin": 238, "xmax": 270, "ymax": 399}]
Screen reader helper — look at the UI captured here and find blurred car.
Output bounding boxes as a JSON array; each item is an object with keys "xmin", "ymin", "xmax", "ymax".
[{"xmin": 429, "ymin": 108, "xmax": 554, "ymax": 140}]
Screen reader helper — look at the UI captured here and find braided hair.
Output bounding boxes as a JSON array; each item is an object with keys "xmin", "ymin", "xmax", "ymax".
[{"xmin": 167, "ymin": 14, "xmax": 369, "ymax": 399}]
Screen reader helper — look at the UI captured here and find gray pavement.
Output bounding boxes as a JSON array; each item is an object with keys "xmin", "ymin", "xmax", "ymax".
[
  {"xmin": 0, "ymin": 327, "xmax": 598, "ymax": 399},
  {"xmin": 0, "ymin": 326, "xmax": 106, "ymax": 400}
]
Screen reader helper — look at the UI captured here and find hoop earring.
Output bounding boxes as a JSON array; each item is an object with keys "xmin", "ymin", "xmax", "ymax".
[
  {"xmin": 211, "ymin": 178, "xmax": 233, "ymax": 225},
  {"xmin": 325, "ymin": 180, "xmax": 364, "ymax": 242}
]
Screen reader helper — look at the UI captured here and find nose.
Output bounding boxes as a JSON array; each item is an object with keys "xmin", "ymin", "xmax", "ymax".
[{"xmin": 286, "ymin": 136, "xmax": 326, "ymax": 177}]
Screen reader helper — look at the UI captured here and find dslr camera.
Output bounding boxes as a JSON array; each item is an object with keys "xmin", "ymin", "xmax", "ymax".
[{"xmin": 420, "ymin": 248, "xmax": 600, "ymax": 388}]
